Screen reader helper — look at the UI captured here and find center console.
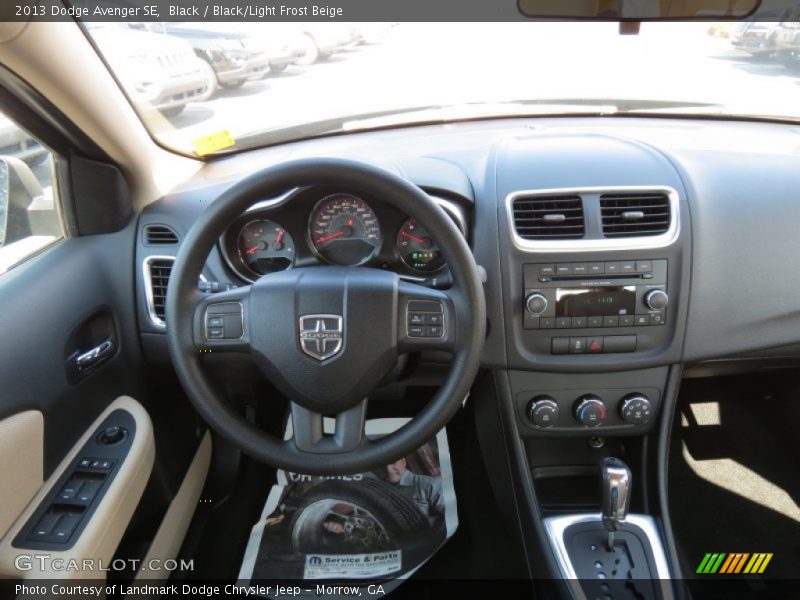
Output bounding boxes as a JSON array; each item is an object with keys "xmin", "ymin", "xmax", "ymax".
[{"xmin": 491, "ymin": 132, "xmax": 691, "ymax": 598}]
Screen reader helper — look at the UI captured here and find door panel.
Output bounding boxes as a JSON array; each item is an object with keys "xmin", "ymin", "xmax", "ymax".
[
  {"xmin": 0, "ymin": 410, "xmax": 43, "ymax": 540},
  {"xmin": 0, "ymin": 222, "xmax": 147, "ymax": 476}
]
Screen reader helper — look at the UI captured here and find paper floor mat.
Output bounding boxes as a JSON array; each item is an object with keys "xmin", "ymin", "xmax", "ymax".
[{"xmin": 237, "ymin": 418, "xmax": 457, "ymax": 596}]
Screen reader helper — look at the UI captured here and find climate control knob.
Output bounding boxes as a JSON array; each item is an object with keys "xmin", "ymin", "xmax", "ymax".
[
  {"xmin": 644, "ymin": 289, "xmax": 669, "ymax": 311},
  {"xmin": 527, "ymin": 396, "xmax": 559, "ymax": 429},
  {"xmin": 619, "ymin": 394, "xmax": 653, "ymax": 425},
  {"xmin": 573, "ymin": 395, "xmax": 606, "ymax": 428},
  {"xmin": 525, "ymin": 293, "xmax": 548, "ymax": 315}
]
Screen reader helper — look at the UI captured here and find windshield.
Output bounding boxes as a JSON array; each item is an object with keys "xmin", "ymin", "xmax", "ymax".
[{"xmin": 84, "ymin": 21, "xmax": 800, "ymax": 156}]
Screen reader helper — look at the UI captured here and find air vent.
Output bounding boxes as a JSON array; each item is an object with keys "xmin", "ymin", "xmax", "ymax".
[
  {"xmin": 145, "ymin": 258, "xmax": 173, "ymax": 326},
  {"xmin": 511, "ymin": 195, "xmax": 585, "ymax": 240},
  {"xmin": 600, "ymin": 192, "xmax": 671, "ymax": 238},
  {"xmin": 144, "ymin": 224, "xmax": 179, "ymax": 245}
]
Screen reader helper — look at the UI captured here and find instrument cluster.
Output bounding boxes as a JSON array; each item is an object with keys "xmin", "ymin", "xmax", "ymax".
[{"xmin": 220, "ymin": 188, "xmax": 468, "ymax": 283}]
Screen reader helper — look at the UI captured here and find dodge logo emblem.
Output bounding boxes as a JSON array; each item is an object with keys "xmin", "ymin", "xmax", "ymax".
[{"xmin": 299, "ymin": 315, "xmax": 344, "ymax": 361}]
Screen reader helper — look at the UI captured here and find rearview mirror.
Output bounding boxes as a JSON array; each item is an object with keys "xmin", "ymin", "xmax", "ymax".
[{"xmin": 518, "ymin": 0, "xmax": 761, "ymax": 19}]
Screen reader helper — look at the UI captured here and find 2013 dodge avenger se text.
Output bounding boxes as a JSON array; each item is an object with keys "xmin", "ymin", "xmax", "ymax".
[{"xmin": 0, "ymin": 1, "xmax": 799, "ymax": 599}]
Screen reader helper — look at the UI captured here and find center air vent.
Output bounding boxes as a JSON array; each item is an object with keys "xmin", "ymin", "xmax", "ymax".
[
  {"xmin": 600, "ymin": 192, "xmax": 671, "ymax": 238},
  {"xmin": 144, "ymin": 257, "xmax": 173, "ymax": 326},
  {"xmin": 511, "ymin": 195, "xmax": 585, "ymax": 240},
  {"xmin": 144, "ymin": 224, "xmax": 179, "ymax": 245}
]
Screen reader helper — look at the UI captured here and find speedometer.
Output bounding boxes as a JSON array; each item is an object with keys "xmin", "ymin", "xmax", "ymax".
[{"xmin": 308, "ymin": 194, "xmax": 383, "ymax": 266}]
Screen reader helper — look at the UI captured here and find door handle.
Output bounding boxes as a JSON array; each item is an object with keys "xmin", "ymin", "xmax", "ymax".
[{"xmin": 75, "ymin": 339, "xmax": 115, "ymax": 371}]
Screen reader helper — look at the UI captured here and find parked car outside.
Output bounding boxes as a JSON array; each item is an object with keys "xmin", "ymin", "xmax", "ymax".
[
  {"xmin": 162, "ymin": 23, "xmax": 272, "ymax": 89},
  {"xmin": 773, "ymin": 13, "xmax": 800, "ymax": 69},
  {"xmin": 731, "ymin": 22, "xmax": 779, "ymax": 56},
  {"xmin": 87, "ymin": 23, "xmax": 213, "ymax": 117}
]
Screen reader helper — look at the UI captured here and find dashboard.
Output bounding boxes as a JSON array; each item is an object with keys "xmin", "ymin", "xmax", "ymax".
[
  {"xmin": 218, "ymin": 187, "xmax": 468, "ymax": 284},
  {"xmin": 134, "ymin": 115, "xmax": 800, "ymax": 436}
]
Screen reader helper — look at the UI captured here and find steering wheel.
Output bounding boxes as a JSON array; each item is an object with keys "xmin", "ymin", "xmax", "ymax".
[{"xmin": 166, "ymin": 158, "xmax": 486, "ymax": 474}]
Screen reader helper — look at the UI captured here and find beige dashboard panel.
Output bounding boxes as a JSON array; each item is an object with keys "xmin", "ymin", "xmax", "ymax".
[
  {"xmin": 0, "ymin": 410, "xmax": 44, "ymax": 540},
  {"xmin": 0, "ymin": 396, "xmax": 155, "ymax": 579}
]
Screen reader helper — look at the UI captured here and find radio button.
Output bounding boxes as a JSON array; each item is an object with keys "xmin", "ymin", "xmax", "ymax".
[
  {"xmin": 620, "ymin": 315, "xmax": 635, "ymax": 327},
  {"xmin": 588, "ymin": 262, "xmax": 604, "ymax": 275},
  {"xmin": 634, "ymin": 315, "xmax": 650, "ymax": 326},
  {"xmin": 572, "ymin": 263, "xmax": 588, "ymax": 275},
  {"xmin": 621, "ymin": 261, "xmax": 636, "ymax": 273},
  {"xmin": 556, "ymin": 264, "xmax": 571, "ymax": 276},
  {"xmin": 571, "ymin": 316, "xmax": 587, "ymax": 328},
  {"xmin": 605, "ymin": 261, "xmax": 621, "ymax": 274},
  {"xmin": 552, "ymin": 337, "xmax": 570, "ymax": 355},
  {"xmin": 588, "ymin": 316, "xmax": 604, "ymax": 328},
  {"xmin": 603, "ymin": 316, "xmax": 619, "ymax": 327},
  {"xmin": 556, "ymin": 317, "xmax": 571, "ymax": 329},
  {"xmin": 644, "ymin": 289, "xmax": 669, "ymax": 311},
  {"xmin": 569, "ymin": 337, "xmax": 587, "ymax": 354},
  {"xmin": 540, "ymin": 317, "xmax": 555, "ymax": 329},
  {"xmin": 650, "ymin": 313, "xmax": 666, "ymax": 326},
  {"xmin": 539, "ymin": 264, "xmax": 556, "ymax": 276},
  {"xmin": 636, "ymin": 260, "xmax": 652, "ymax": 273}
]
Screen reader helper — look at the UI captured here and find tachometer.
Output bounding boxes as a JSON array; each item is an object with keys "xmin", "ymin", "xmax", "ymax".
[
  {"xmin": 309, "ymin": 194, "xmax": 383, "ymax": 266},
  {"xmin": 396, "ymin": 218, "xmax": 445, "ymax": 273},
  {"xmin": 237, "ymin": 219, "xmax": 295, "ymax": 276}
]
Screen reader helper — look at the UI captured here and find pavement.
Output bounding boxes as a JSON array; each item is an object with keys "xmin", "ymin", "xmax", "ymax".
[{"xmin": 159, "ymin": 22, "xmax": 800, "ymax": 148}]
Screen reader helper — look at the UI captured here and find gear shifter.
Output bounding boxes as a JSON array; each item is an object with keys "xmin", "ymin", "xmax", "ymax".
[{"xmin": 600, "ymin": 457, "xmax": 631, "ymax": 550}]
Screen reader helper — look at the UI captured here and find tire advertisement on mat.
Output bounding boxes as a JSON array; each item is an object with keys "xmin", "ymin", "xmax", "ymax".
[{"xmin": 238, "ymin": 418, "xmax": 458, "ymax": 596}]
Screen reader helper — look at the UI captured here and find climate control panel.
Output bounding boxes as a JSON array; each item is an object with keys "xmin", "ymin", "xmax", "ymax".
[{"xmin": 519, "ymin": 387, "xmax": 660, "ymax": 434}]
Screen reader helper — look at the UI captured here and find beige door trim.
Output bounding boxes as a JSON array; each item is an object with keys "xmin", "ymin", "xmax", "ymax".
[
  {"xmin": 0, "ymin": 396, "xmax": 155, "ymax": 579},
  {"xmin": 0, "ymin": 410, "xmax": 44, "ymax": 541}
]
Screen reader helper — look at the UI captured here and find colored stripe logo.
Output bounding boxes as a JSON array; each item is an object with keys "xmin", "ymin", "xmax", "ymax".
[{"xmin": 696, "ymin": 553, "xmax": 773, "ymax": 574}]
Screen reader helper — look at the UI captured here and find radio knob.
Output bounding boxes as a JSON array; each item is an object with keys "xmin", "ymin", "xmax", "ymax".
[
  {"xmin": 527, "ymin": 396, "xmax": 559, "ymax": 428},
  {"xmin": 619, "ymin": 393, "xmax": 653, "ymax": 425},
  {"xmin": 644, "ymin": 289, "xmax": 669, "ymax": 311},
  {"xmin": 526, "ymin": 292, "xmax": 548, "ymax": 315},
  {"xmin": 573, "ymin": 395, "xmax": 606, "ymax": 428}
]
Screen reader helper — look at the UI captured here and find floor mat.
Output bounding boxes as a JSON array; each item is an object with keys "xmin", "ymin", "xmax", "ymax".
[
  {"xmin": 669, "ymin": 372, "xmax": 800, "ymax": 593},
  {"xmin": 238, "ymin": 418, "xmax": 457, "ymax": 596}
]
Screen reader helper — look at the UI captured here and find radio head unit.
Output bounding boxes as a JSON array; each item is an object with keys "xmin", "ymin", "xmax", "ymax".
[{"xmin": 523, "ymin": 259, "xmax": 668, "ymax": 335}]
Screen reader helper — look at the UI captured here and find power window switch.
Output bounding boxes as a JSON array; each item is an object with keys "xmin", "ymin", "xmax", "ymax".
[
  {"xmin": 76, "ymin": 480, "xmax": 102, "ymax": 504},
  {"xmin": 30, "ymin": 512, "xmax": 61, "ymax": 540},
  {"xmin": 51, "ymin": 511, "xmax": 82, "ymax": 543}
]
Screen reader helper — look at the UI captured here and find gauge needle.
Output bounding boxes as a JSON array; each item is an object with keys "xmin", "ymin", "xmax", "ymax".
[
  {"xmin": 244, "ymin": 246, "xmax": 259, "ymax": 256},
  {"xmin": 315, "ymin": 230, "xmax": 345, "ymax": 245},
  {"xmin": 401, "ymin": 231, "xmax": 426, "ymax": 244},
  {"xmin": 275, "ymin": 229, "xmax": 285, "ymax": 245}
]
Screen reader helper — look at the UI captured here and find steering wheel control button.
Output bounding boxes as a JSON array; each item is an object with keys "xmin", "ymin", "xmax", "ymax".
[
  {"xmin": 525, "ymin": 292, "xmax": 548, "ymax": 315},
  {"xmin": 204, "ymin": 302, "xmax": 244, "ymax": 340},
  {"xmin": 406, "ymin": 301, "xmax": 444, "ymax": 339},
  {"xmin": 574, "ymin": 395, "xmax": 607, "ymax": 428},
  {"xmin": 98, "ymin": 426, "xmax": 127, "ymax": 446},
  {"xmin": 619, "ymin": 394, "xmax": 653, "ymax": 425},
  {"xmin": 527, "ymin": 396, "xmax": 559, "ymax": 428}
]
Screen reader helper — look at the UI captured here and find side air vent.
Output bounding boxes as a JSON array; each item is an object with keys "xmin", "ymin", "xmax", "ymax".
[
  {"xmin": 600, "ymin": 192, "xmax": 671, "ymax": 238},
  {"xmin": 144, "ymin": 257, "xmax": 174, "ymax": 326},
  {"xmin": 144, "ymin": 224, "xmax": 179, "ymax": 245},
  {"xmin": 511, "ymin": 195, "xmax": 585, "ymax": 240}
]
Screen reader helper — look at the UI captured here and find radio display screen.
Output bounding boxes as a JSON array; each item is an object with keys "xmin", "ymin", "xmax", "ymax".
[{"xmin": 555, "ymin": 286, "xmax": 636, "ymax": 317}]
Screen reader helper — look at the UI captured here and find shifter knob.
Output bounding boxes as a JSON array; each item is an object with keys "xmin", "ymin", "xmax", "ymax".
[{"xmin": 600, "ymin": 457, "xmax": 631, "ymax": 549}]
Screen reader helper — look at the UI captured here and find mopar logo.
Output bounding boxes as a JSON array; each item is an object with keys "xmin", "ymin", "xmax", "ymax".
[
  {"xmin": 309, "ymin": 556, "xmax": 323, "ymax": 565},
  {"xmin": 299, "ymin": 315, "xmax": 343, "ymax": 361}
]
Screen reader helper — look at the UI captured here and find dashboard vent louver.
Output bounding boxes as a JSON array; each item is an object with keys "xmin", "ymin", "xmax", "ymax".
[
  {"xmin": 600, "ymin": 192, "xmax": 671, "ymax": 238},
  {"xmin": 146, "ymin": 258, "xmax": 173, "ymax": 324},
  {"xmin": 511, "ymin": 195, "xmax": 585, "ymax": 240},
  {"xmin": 144, "ymin": 224, "xmax": 179, "ymax": 245}
]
